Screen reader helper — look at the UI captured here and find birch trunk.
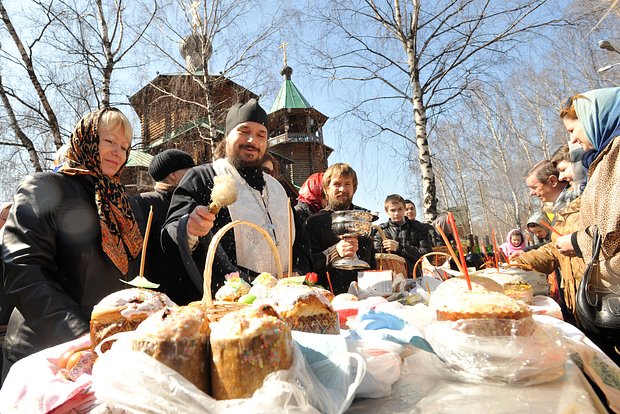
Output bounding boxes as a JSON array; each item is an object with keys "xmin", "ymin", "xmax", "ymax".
[
  {"xmin": 0, "ymin": 75, "xmax": 43, "ymax": 172},
  {"xmin": 0, "ymin": 0, "xmax": 62, "ymax": 150}
]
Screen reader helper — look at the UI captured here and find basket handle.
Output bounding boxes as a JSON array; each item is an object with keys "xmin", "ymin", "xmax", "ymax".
[
  {"xmin": 202, "ymin": 220, "xmax": 283, "ymax": 305},
  {"xmin": 412, "ymin": 252, "xmax": 452, "ymax": 280},
  {"xmin": 372, "ymin": 225, "xmax": 388, "ymax": 270}
]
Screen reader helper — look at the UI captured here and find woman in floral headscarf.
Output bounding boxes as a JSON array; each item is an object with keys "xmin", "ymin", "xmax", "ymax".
[
  {"xmin": 1, "ymin": 108, "xmax": 142, "ymax": 380},
  {"xmin": 555, "ymin": 87, "xmax": 620, "ymax": 364}
]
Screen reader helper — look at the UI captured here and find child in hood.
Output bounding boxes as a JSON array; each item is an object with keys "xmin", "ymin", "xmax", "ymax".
[{"xmin": 499, "ymin": 229, "xmax": 526, "ymax": 258}]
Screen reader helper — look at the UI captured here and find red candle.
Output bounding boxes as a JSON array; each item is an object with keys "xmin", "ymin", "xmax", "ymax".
[
  {"xmin": 492, "ymin": 230, "xmax": 500, "ymax": 271},
  {"xmin": 326, "ymin": 271, "xmax": 334, "ymax": 295},
  {"xmin": 538, "ymin": 220, "xmax": 564, "ymax": 237},
  {"xmin": 498, "ymin": 248, "xmax": 509, "ymax": 264},
  {"xmin": 447, "ymin": 213, "xmax": 471, "ymax": 290}
]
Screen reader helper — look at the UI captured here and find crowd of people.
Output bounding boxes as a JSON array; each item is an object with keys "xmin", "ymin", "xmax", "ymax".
[
  {"xmin": 511, "ymin": 87, "xmax": 620, "ymax": 365},
  {"xmin": 1, "ymin": 87, "xmax": 619, "ymax": 385}
]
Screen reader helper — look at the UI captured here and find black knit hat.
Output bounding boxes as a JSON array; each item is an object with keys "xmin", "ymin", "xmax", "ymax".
[
  {"xmin": 225, "ymin": 98, "xmax": 268, "ymax": 136},
  {"xmin": 148, "ymin": 149, "xmax": 196, "ymax": 181}
]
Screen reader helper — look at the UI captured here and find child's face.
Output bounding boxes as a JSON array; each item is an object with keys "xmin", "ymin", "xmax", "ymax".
[
  {"xmin": 510, "ymin": 234, "xmax": 523, "ymax": 247},
  {"xmin": 385, "ymin": 201, "xmax": 405, "ymax": 223}
]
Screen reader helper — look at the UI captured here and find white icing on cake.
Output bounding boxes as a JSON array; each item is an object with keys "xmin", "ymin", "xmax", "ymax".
[
  {"xmin": 428, "ymin": 276, "xmax": 503, "ymax": 311},
  {"xmin": 135, "ymin": 306, "xmax": 206, "ymax": 341},
  {"xmin": 434, "ymin": 289, "xmax": 524, "ymax": 314},
  {"xmin": 93, "ymin": 288, "xmax": 176, "ymax": 318},
  {"xmin": 258, "ymin": 284, "xmax": 333, "ymax": 312},
  {"xmin": 214, "ymin": 277, "xmax": 251, "ymax": 301},
  {"xmin": 210, "ymin": 306, "xmax": 285, "ymax": 339},
  {"xmin": 476, "ymin": 268, "xmax": 549, "ymax": 296}
]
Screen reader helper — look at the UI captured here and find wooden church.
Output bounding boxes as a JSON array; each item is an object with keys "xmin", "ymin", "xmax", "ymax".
[{"xmin": 122, "ymin": 40, "xmax": 332, "ymax": 195}]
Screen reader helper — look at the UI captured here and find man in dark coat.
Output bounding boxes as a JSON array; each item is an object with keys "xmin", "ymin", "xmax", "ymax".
[
  {"xmin": 161, "ymin": 99, "xmax": 312, "ymax": 298},
  {"xmin": 130, "ymin": 149, "xmax": 195, "ymax": 304},
  {"xmin": 373, "ymin": 195, "xmax": 433, "ymax": 277},
  {"xmin": 405, "ymin": 199, "xmax": 438, "ymax": 248},
  {"xmin": 305, "ymin": 163, "xmax": 376, "ymax": 294}
]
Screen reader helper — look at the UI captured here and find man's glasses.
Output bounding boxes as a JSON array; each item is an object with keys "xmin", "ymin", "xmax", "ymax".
[{"xmin": 561, "ymin": 96, "xmax": 573, "ymax": 110}]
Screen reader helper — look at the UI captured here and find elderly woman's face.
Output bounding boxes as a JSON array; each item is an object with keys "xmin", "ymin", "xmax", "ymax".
[
  {"xmin": 99, "ymin": 126, "xmax": 129, "ymax": 177},
  {"xmin": 563, "ymin": 117, "xmax": 593, "ymax": 151}
]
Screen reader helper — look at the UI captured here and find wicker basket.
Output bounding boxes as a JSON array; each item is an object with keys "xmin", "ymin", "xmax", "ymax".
[
  {"xmin": 202, "ymin": 220, "xmax": 283, "ymax": 305},
  {"xmin": 412, "ymin": 251, "xmax": 452, "ymax": 280}
]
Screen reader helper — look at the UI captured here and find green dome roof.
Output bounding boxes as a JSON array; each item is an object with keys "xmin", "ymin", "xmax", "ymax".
[{"xmin": 269, "ymin": 66, "xmax": 312, "ymax": 113}]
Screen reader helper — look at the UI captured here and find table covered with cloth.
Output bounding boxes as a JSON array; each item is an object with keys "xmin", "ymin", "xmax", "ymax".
[{"xmin": 0, "ymin": 302, "xmax": 618, "ymax": 414}]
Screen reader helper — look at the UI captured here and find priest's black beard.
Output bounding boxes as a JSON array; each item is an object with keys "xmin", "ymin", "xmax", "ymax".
[
  {"xmin": 228, "ymin": 154, "xmax": 266, "ymax": 191},
  {"xmin": 233, "ymin": 164, "xmax": 265, "ymax": 192},
  {"xmin": 229, "ymin": 153, "xmax": 263, "ymax": 169}
]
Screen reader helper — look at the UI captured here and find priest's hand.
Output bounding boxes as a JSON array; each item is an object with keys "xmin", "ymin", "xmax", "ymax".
[{"xmin": 187, "ymin": 205, "xmax": 216, "ymax": 237}]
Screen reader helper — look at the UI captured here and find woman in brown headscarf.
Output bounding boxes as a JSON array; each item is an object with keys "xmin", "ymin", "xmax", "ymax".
[{"xmin": 1, "ymin": 108, "xmax": 142, "ymax": 380}]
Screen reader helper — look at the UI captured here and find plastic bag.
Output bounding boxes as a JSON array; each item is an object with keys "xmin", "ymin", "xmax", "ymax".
[
  {"xmin": 346, "ymin": 339, "xmax": 402, "ymax": 398},
  {"xmin": 421, "ymin": 254, "xmax": 451, "ymax": 280},
  {"xmin": 0, "ymin": 335, "xmax": 96, "ymax": 414},
  {"xmin": 346, "ymin": 352, "xmax": 603, "ymax": 414},
  {"xmin": 424, "ymin": 318, "xmax": 567, "ymax": 385},
  {"xmin": 291, "ymin": 331, "xmax": 366, "ymax": 413},
  {"xmin": 92, "ymin": 331, "xmax": 365, "ymax": 414}
]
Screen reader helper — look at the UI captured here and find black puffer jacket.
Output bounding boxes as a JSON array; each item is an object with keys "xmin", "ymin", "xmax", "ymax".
[
  {"xmin": 1, "ymin": 173, "xmax": 138, "ymax": 365},
  {"xmin": 372, "ymin": 218, "xmax": 433, "ymax": 276},
  {"xmin": 295, "ymin": 201, "xmax": 318, "ymax": 225}
]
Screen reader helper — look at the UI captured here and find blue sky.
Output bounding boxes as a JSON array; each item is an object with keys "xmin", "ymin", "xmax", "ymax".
[{"xmin": 2, "ymin": 0, "xmax": 618, "ymax": 224}]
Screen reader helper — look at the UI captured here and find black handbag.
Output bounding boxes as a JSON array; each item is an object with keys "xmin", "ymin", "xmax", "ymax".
[{"xmin": 575, "ymin": 225, "xmax": 620, "ymax": 336}]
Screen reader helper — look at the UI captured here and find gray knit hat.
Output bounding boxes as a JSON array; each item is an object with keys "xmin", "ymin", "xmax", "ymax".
[{"xmin": 148, "ymin": 149, "xmax": 195, "ymax": 181}]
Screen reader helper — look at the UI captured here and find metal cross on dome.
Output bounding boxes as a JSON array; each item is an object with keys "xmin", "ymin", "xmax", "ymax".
[{"xmin": 279, "ymin": 41, "xmax": 289, "ymax": 66}]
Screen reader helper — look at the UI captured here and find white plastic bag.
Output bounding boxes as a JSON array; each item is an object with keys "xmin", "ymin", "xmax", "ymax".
[
  {"xmin": 424, "ymin": 318, "xmax": 567, "ymax": 385},
  {"xmin": 291, "ymin": 331, "xmax": 366, "ymax": 413},
  {"xmin": 92, "ymin": 332, "xmax": 365, "ymax": 414},
  {"xmin": 346, "ymin": 339, "xmax": 402, "ymax": 399}
]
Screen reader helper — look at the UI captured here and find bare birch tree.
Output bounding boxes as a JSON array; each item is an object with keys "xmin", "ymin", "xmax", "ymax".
[
  {"xmin": 0, "ymin": 0, "xmax": 158, "ymax": 174},
  {"xmin": 296, "ymin": 0, "xmax": 566, "ymax": 222}
]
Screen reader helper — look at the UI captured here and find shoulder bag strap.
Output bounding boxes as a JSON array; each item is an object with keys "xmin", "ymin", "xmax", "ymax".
[{"xmin": 584, "ymin": 225, "xmax": 602, "ymax": 307}]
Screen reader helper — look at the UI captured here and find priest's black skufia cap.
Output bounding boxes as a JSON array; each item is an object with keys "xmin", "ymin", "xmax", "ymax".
[
  {"xmin": 148, "ymin": 149, "xmax": 196, "ymax": 181},
  {"xmin": 225, "ymin": 98, "xmax": 268, "ymax": 136}
]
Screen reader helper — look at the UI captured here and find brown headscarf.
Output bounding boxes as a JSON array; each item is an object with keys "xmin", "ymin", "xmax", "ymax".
[{"xmin": 57, "ymin": 108, "xmax": 142, "ymax": 274}]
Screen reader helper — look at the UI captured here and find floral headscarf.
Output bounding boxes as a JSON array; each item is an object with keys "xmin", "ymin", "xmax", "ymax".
[
  {"xmin": 574, "ymin": 87, "xmax": 620, "ymax": 169},
  {"xmin": 57, "ymin": 108, "xmax": 142, "ymax": 274},
  {"xmin": 297, "ymin": 172, "xmax": 325, "ymax": 214}
]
